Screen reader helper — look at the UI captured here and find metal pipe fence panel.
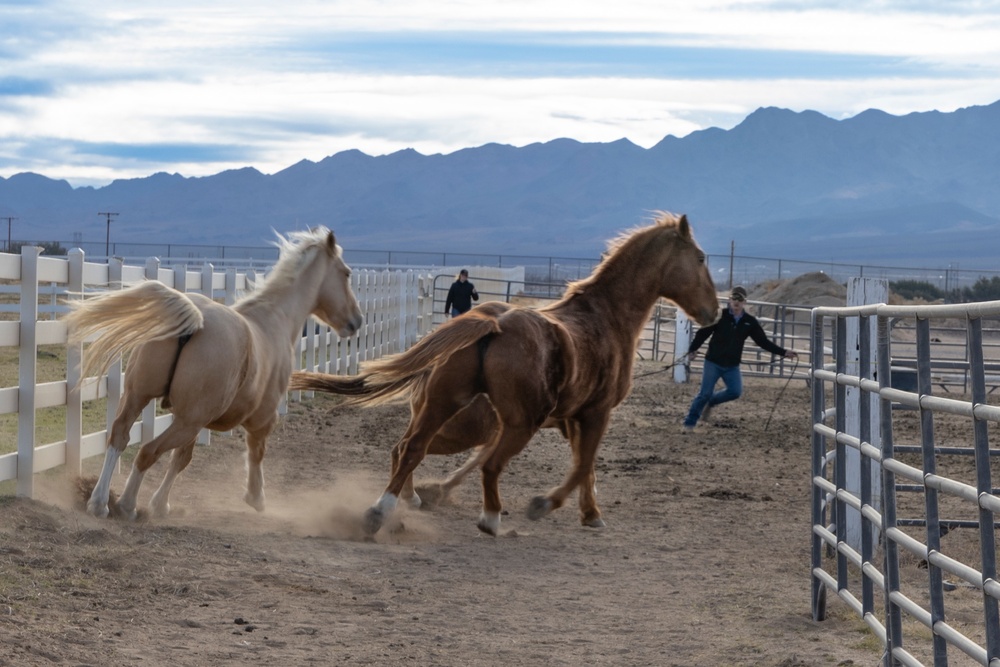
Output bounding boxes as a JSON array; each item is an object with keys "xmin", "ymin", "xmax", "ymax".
[{"xmin": 811, "ymin": 299, "xmax": 1000, "ymax": 666}]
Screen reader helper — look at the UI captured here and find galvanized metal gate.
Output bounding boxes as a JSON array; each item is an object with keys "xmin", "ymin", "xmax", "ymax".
[{"xmin": 810, "ymin": 300, "xmax": 1000, "ymax": 666}]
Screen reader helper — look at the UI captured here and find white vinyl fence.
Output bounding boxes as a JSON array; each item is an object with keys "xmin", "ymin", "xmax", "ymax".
[{"xmin": 0, "ymin": 248, "xmax": 437, "ymax": 498}]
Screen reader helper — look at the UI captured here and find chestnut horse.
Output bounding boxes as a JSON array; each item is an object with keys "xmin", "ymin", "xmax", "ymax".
[
  {"xmin": 65, "ymin": 227, "xmax": 363, "ymax": 520},
  {"xmin": 291, "ymin": 213, "xmax": 719, "ymax": 536}
]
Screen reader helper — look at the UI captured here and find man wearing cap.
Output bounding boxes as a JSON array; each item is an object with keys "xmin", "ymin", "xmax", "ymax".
[
  {"xmin": 682, "ymin": 285, "xmax": 797, "ymax": 431},
  {"xmin": 445, "ymin": 269, "xmax": 479, "ymax": 318}
]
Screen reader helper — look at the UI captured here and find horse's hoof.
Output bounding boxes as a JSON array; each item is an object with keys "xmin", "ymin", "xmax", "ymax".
[
  {"xmin": 362, "ymin": 507, "xmax": 385, "ymax": 536},
  {"xmin": 243, "ymin": 492, "xmax": 266, "ymax": 513},
  {"xmin": 149, "ymin": 503, "xmax": 170, "ymax": 519},
  {"xmin": 412, "ymin": 483, "xmax": 447, "ymax": 509},
  {"xmin": 404, "ymin": 493, "xmax": 422, "ymax": 510},
  {"xmin": 583, "ymin": 517, "xmax": 606, "ymax": 528},
  {"xmin": 526, "ymin": 496, "xmax": 553, "ymax": 521},
  {"xmin": 87, "ymin": 501, "xmax": 110, "ymax": 519},
  {"xmin": 477, "ymin": 511, "xmax": 500, "ymax": 536}
]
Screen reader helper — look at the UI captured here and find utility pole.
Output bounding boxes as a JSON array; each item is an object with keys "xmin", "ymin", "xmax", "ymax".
[
  {"xmin": 728, "ymin": 240, "xmax": 735, "ymax": 291},
  {"xmin": 98, "ymin": 212, "xmax": 119, "ymax": 257},
  {"xmin": 1, "ymin": 216, "xmax": 16, "ymax": 253}
]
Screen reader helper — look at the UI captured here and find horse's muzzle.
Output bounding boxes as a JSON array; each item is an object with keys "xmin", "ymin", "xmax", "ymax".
[
  {"xmin": 338, "ymin": 312, "xmax": 364, "ymax": 337},
  {"xmin": 699, "ymin": 306, "xmax": 721, "ymax": 326}
]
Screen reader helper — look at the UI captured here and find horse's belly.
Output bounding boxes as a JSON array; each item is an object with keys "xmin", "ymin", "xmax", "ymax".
[{"xmin": 206, "ymin": 415, "xmax": 243, "ymax": 431}]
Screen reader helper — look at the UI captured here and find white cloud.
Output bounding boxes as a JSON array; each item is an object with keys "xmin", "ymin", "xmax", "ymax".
[{"xmin": 2, "ymin": 1, "xmax": 1000, "ymax": 185}]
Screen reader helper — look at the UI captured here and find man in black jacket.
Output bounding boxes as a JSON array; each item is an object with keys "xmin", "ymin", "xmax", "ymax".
[
  {"xmin": 445, "ymin": 269, "xmax": 479, "ymax": 317},
  {"xmin": 682, "ymin": 285, "xmax": 797, "ymax": 430}
]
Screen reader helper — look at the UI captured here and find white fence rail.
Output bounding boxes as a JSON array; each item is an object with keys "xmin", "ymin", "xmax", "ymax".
[{"xmin": 0, "ymin": 248, "xmax": 438, "ymax": 497}]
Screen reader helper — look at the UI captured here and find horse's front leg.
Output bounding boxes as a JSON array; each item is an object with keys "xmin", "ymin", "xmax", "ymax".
[
  {"xmin": 526, "ymin": 412, "xmax": 610, "ymax": 528},
  {"xmin": 243, "ymin": 422, "xmax": 275, "ymax": 512}
]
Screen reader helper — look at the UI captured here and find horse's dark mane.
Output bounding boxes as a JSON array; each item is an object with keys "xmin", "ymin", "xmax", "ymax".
[{"xmin": 560, "ymin": 211, "xmax": 682, "ymax": 301}]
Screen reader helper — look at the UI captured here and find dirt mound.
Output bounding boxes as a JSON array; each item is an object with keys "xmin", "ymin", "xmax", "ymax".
[{"xmin": 749, "ymin": 271, "xmax": 846, "ymax": 307}]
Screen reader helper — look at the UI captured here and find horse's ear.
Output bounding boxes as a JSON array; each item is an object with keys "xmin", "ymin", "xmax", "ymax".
[
  {"xmin": 325, "ymin": 229, "xmax": 337, "ymax": 256},
  {"xmin": 678, "ymin": 214, "xmax": 691, "ymax": 239}
]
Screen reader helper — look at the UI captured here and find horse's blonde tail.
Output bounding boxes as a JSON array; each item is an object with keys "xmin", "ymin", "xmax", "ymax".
[
  {"xmin": 65, "ymin": 281, "xmax": 205, "ymax": 380},
  {"xmin": 290, "ymin": 310, "xmax": 502, "ymax": 406}
]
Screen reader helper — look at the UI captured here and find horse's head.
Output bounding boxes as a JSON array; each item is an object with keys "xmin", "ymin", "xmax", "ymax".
[
  {"xmin": 657, "ymin": 214, "xmax": 720, "ymax": 327},
  {"xmin": 311, "ymin": 228, "xmax": 364, "ymax": 337}
]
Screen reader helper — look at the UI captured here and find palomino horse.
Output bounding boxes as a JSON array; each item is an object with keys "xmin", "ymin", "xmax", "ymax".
[
  {"xmin": 290, "ymin": 212, "xmax": 719, "ymax": 536},
  {"xmin": 65, "ymin": 227, "xmax": 363, "ymax": 520}
]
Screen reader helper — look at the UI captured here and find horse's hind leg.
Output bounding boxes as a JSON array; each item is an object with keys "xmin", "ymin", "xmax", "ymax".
[
  {"xmin": 414, "ymin": 395, "xmax": 501, "ymax": 507},
  {"xmin": 148, "ymin": 438, "xmax": 197, "ymax": 518},
  {"xmin": 88, "ymin": 389, "xmax": 149, "ymax": 518},
  {"xmin": 116, "ymin": 421, "xmax": 204, "ymax": 520},
  {"xmin": 476, "ymin": 425, "xmax": 536, "ymax": 535},
  {"xmin": 89, "ymin": 344, "xmax": 176, "ymax": 518},
  {"xmin": 395, "ymin": 445, "xmax": 423, "ymax": 510},
  {"xmin": 441, "ymin": 446, "xmax": 489, "ymax": 495},
  {"xmin": 365, "ymin": 403, "xmax": 464, "ymax": 535}
]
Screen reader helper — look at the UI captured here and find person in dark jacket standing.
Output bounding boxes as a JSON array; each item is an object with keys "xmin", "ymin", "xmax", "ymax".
[
  {"xmin": 682, "ymin": 285, "xmax": 797, "ymax": 430},
  {"xmin": 445, "ymin": 269, "xmax": 479, "ymax": 317}
]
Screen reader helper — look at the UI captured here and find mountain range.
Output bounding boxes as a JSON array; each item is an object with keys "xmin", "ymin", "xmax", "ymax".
[{"xmin": 3, "ymin": 100, "xmax": 1000, "ymax": 266}]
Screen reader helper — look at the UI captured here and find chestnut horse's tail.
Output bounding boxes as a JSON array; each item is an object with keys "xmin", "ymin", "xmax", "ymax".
[
  {"xmin": 290, "ymin": 309, "xmax": 502, "ymax": 406},
  {"xmin": 65, "ymin": 281, "xmax": 205, "ymax": 381}
]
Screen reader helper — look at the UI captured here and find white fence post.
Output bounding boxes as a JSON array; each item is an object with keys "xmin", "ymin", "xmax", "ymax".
[
  {"xmin": 65, "ymin": 249, "xmax": 85, "ymax": 475},
  {"xmin": 16, "ymin": 246, "xmax": 41, "ymax": 497},
  {"xmin": 224, "ymin": 267, "xmax": 237, "ymax": 306},
  {"xmin": 141, "ymin": 258, "xmax": 160, "ymax": 445},
  {"xmin": 845, "ymin": 277, "xmax": 886, "ymax": 551},
  {"xmin": 398, "ymin": 271, "xmax": 410, "ymax": 353},
  {"xmin": 105, "ymin": 259, "xmax": 124, "ymax": 449},
  {"xmin": 673, "ymin": 310, "xmax": 692, "ymax": 383},
  {"xmin": 352, "ymin": 271, "xmax": 368, "ymax": 374}
]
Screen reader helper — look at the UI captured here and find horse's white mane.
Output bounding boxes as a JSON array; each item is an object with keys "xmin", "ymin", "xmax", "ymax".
[{"xmin": 247, "ymin": 226, "xmax": 339, "ymax": 297}]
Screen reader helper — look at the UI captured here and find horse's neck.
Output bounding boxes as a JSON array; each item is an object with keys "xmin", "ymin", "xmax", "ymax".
[
  {"xmin": 237, "ymin": 265, "xmax": 321, "ymax": 343},
  {"xmin": 566, "ymin": 261, "xmax": 662, "ymax": 336}
]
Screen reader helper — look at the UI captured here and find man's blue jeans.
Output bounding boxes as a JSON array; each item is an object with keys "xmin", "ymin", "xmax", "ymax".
[{"xmin": 683, "ymin": 359, "xmax": 743, "ymax": 427}]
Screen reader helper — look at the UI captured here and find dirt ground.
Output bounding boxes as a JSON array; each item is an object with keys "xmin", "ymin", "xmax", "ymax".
[{"xmin": 0, "ymin": 365, "xmax": 882, "ymax": 667}]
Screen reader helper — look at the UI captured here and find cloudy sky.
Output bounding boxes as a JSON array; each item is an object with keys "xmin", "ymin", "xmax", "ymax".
[{"xmin": 2, "ymin": 0, "xmax": 1000, "ymax": 187}]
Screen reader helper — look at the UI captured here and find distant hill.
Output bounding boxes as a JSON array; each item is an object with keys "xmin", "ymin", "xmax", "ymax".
[{"xmin": 2, "ymin": 100, "xmax": 1000, "ymax": 265}]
